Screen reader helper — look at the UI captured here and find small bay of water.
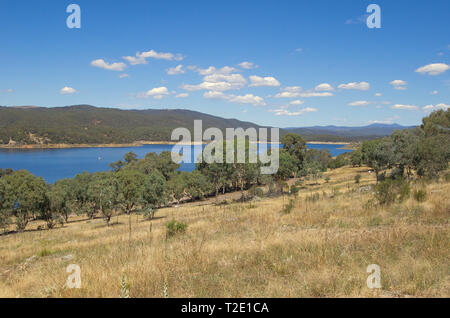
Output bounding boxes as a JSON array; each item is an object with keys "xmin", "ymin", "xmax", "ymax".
[{"xmin": 0, "ymin": 143, "xmax": 351, "ymax": 183}]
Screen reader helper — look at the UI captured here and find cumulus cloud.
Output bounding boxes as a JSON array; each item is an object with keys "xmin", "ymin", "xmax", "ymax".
[
  {"xmin": 290, "ymin": 100, "xmax": 304, "ymax": 105},
  {"xmin": 415, "ymin": 63, "xmax": 449, "ymax": 76},
  {"xmin": 119, "ymin": 74, "xmax": 129, "ymax": 79},
  {"xmin": 91, "ymin": 59, "xmax": 127, "ymax": 71},
  {"xmin": 299, "ymin": 92, "xmax": 333, "ymax": 98},
  {"xmin": 229, "ymin": 94, "xmax": 266, "ymax": 106},
  {"xmin": 193, "ymin": 66, "xmax": 238, "ymax": 76},
  {"xmin": 374, "ymin": 93, "xmax": 382, "ymax": 97},
  {"xmin": 123, "ymin": 50, "xmax": 183, "ymax": 65},
  {"xmin": 238, "ymin": 61, "xmax": 257, "ymax": 69},
  {"xmin": 167, "ymin": 64, "xmax": 185, "ymax": 75},
  {"xmin": 203, "ymin": 91, "xmax": 266, "ymax": 106},
  {"xmin": 182, "ymin": 73, "xmax": 246, "ymax": 92},
  {"xmin": 269, "ymin": 107, "xmax": 317, "ymax": 116},
  {"xmin": 423, "ymin": 103, "xmax": 449, "ymax": 112},
  {"xmin": 314, "ymin": 83, "xmax": 334, "ymax": 91},
  {"xmin": 60, "ymin": 86, "xmax": 77, "ymax": 94},
  {"xmin": 175, "ymin": 93, "xmax": 189, "ymax": 98},
  {"xmin": 203, "ymin": 91, "xmax": 227, "ymax": 100},
  {"xmin": 274, "ymin": 86, "xmax": 302, "ymax": 98},
  {"xmin": 391, "ymin": 104, "xmax": 418, "ymax": 111},
  {"xmin": 390, "ymin": 80, "xmax": 408, "ymax": 90},
  {"xmin": 338, "ymin": 81, "xmax": 370, "ymax": 91},
  {"xmin": 348, "ymin": 100, "xmax": 370, "ymax": 107},
  {"xmin": 249, "ymin": 75, "xmax": 281, "ymax": 87},
  {"xmin": 138, "ymin": 86, "xmax": 169, "ymax": 99},
  {"xmin": 430, "ymin": 90, "xmax": 439, "ymax": 95}
]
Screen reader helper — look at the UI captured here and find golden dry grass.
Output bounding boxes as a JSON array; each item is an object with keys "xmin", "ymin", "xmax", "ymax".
[{"xmin": 0, "ymin": 166, "xmax": 448, "ymax": 298}]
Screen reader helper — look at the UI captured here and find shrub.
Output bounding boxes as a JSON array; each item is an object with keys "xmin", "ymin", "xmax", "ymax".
[
  {"xmin": 281, "ymin": 199, "xmax": 295, "ymax": 214},
  {"xmin": 354, "ymin": 174, "xmax": 361, "ymax": 184},
  {"xmin": 413, "ymin": 189, "xmax": 427, "ymax": 202},
  {"xmin": 325, "ymin": 176, "xmax": 330, "ymax": 183},
  {"xmin": 375, "ymin": 178, "xmax": 410, "ymax": 205},
  {"xmin": 248, "ymin": 186, "xmax": 264, "ymax": 198},
  {"xmin": 166, "ymin": 219, "xmax": 187, "ymax": 238},
  {"xmin": 289, "ymin": 185, "xmax": 300, "ymax": 195}
]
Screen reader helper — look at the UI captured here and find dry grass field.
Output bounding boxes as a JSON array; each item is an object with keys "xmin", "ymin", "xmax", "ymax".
[{"xmin": 0, "ymin": 166, "xmax": 448, "ymax": 298}]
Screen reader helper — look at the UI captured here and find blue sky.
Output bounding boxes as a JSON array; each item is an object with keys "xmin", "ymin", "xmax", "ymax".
[{"xmin": 0, "ymin": 0, "xmax": 449, "ymax": 127}]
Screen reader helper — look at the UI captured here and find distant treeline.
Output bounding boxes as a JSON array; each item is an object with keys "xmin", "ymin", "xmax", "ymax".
[
  {"xmin": 0, "ymin": 105, "xmax": 402, "ymax": 145},
  {"xmin": 0, "ymin": 105, "xmax": 268, "ymax": 145},
  {"xmin": 0, "ymin": 109, "xmax": 448, "ymax": 234}
]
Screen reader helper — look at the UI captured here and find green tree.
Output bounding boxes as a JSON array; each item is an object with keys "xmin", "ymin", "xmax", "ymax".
[
  {"xmin": 0, "ymin": 170, "xmax": 47, "ymax": 231},
  {"xmin": 281, "ymin": 133, "xmax": 306, "ymax": 169},
  {"xmin": 141, "ymin": 171, "xmax": 167, "ymax": 218},
  {"xmin": 116, "ymin": 169, "xmax": 147, "ymax": 214},
  {"xmin": 88, "ymin": 172, "xmax": 119, "ymax": 225}
]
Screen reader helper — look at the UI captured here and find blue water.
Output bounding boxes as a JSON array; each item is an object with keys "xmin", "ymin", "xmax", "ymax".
[{"xmin": 0, "ymin": 143, "xmax": 351, "ymax": 183}]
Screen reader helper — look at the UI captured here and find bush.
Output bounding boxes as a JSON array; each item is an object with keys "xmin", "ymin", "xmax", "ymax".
[
  {"xmin": 325, "ymin": 176, "xmax": 330, "ymax": 183},
  {"xmin": 354, "ymin": 174, "xmax": 361, "ymax": 184},
  {"xmin": 281, "ymin": 199, "xmax": 295, "ymax": 214},
  {"xmin": 289, "ymin": 185, "xmax": 300, "ymax": 195},
  {"xmin": 248, "ymin": 186, "xmax": 264, "ymax": 198},
  {"xmin": 375, "ymin": 178, "xmax": 410, "ymax": 205},
  {"xmin": 166, "ymin": 219, "xmax": 187, "ymax": 238},
  {"xmin": 413, "ymin": 189, "xmax": 427, "ymax": 202}
]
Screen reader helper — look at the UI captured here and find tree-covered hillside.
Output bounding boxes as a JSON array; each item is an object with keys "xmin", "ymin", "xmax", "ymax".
[{"xmin": 0, "ymin": 105, "xmax": 268, "ymax": 145}]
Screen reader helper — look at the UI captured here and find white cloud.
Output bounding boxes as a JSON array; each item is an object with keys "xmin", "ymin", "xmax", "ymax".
[
  {"xmin": 430, "ymin": 90, "xmax": 439, "ymax": 95},
  {"xmin": 270, "ymin": 107, "xmax": 317, "ymax": 116},
  {"xmin": 295, "ymin": 48, "xmax": 303, "ymax": 53},
  {"xmin": 338, "ymin": 81, "xmax": 370, "ymax": 91},
  {"xmin": 167, "ymin": 64, "xmax": 185, "ymax": 75},
  {"xmin": 299, "ymin": 92, "xmax": 333, "ymax": 98},
  {"xmin": 182, "ymin": 73, "xmax": 246, "ymax": 92},
  {"xmin": 203, "ymin": 91, "xmax": 266, "ymax": 106},
  {"xmin": 60, "ymin": 86, "xmax": 77, "ymax": 94},
  {"xmin": 314, "ymin": 83, "xmax": 334, "ymax": 91},
  {"xmin": 119, "ymin": 74, "xmax": 129, "ymax": 79},
  {"xmin": 229, "ymin": 94, "xmax": 266, "ymax": 106},
  {"xmin": 415, "ymin": 63, "xmax": 449, "ymax": 76},
  {"xmin": 194, "ymin": 66, "xmax": 238, "ymax": 75},
  {"xmin": 91, "ymin": 59, "xmax": 127, "ymax": 71},
  {"xmin": 138, "ymin": 86, "xmax": 169, "ymax": 99},
  {"xmin": 348, "ymin": 100, "xmax": 370, "ymax": 107},
  {"xmin": 390, "ymin": 80, "xmax": 408, "ymax": 90},
  {"xmin": 175, "ymin": 93, "xmax": 189, "ymax": 98},
  {"xmin": 238, "ymin": 61, "xmax": 257, "ymax": 69},
  {"xmin": 249, "ymin": 75, "xmax": 281, "ymax": 87},
  {"xmin": 123, "ymin": 50, "xmax": 183, "ymax": 65},
  {"xmin": 374, "ymin": 93, "xmax": 382, "ymax": 97},
  {"xmin": 391, "ymin": 104, "xmax": 418, "ymax": 111},
  {"xmin": 290, "ymin": 100, "xmax": 304, "ymax": 105},
  {"xmin": 203, "ymin": 91, "xmax": 227, "ymax": 100},
  {"xmin": 423, "ymin": 103, "xmax": 449, "ymax": 112}
]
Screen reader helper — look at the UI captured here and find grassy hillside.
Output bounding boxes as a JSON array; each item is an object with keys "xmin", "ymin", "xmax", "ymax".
[
  {"xmin": 0, "ymin": 105, "xmax": 269, "ymax": 145},
  {"xmin": 0, "ymin": 166, "xmax": 448, "ymax": 298}
]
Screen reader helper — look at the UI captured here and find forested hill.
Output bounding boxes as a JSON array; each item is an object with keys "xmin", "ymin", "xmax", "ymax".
[
  {"xmin": 0, "ymin": 105, "xmax": 269, "ymax": 145},
  {"xmin": 0, "ymin": 105, "xmax": 414, "ymax": 145}
]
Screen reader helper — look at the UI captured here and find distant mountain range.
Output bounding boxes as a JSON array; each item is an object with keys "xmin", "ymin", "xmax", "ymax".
[
  {"xmin": 284, "ymin": 123, "xmax": 416, "ymax": 142},
  {"xmin": 0, "ymin": 105, "xmax": 414, "ymax": 145}
]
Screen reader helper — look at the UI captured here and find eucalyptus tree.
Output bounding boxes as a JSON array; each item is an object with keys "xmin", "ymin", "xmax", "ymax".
[
  {"xmin": 87, "ymin": 172, "xmax": 119, "ymax": 225},
  {"xmin": 0, "ymin": 170, "xmax": 47, "ymax": 232}
]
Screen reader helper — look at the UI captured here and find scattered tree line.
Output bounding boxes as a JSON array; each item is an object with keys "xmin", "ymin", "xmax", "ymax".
[{"xmin": 0, "ymin": 109, "xmax": 448, "ymax": 233}]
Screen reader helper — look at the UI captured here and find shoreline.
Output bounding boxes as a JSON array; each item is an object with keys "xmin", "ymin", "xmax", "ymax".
[{"xmin": 0, "ymin": 140, "xmax": 352, "ymax": 150}]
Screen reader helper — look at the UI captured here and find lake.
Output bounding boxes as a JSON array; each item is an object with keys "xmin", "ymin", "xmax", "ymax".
[{"xmin": 0, "ymin": 143, "xmax": 352, "ymax": 183}]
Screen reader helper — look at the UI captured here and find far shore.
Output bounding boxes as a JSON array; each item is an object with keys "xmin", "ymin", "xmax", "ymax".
[{"xmin": 0, "ymin": 140, "xmax": 353, "ymax": 150}]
